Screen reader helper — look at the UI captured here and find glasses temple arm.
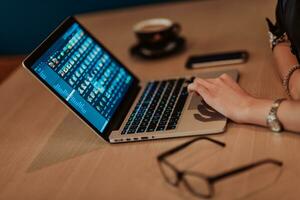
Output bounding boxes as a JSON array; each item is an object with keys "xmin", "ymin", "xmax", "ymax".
[
  {"xmin": 157, "ymin": 137, "xmax": 225, "ymax": 160},
  {"xmin": 208, "ymin": 159, "xmax": 283, "ymax": 183}
]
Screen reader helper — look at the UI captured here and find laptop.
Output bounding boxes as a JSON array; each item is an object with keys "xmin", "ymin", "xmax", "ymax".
[{"xmin": 22, "ymin": 16, "xmax": 239, "ymax": 143}]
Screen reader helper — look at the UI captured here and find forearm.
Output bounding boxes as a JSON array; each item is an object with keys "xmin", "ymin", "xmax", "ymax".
[
  {"xmin": 278, "ymin": 101, "xmax": 300, "ymax": 132},
  {"xmin": 273, "ymin": 43, "xmax": 300, "ymax": 99},
  {"xmin": 273, "ymin": 42, "xmax": 298, "ymax": 78},
  {"xmin": 245, "ymin": 98, "xmax": 300, "ymax": 132}
]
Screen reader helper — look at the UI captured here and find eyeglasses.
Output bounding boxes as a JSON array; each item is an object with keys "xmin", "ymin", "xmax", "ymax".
[{"xmin": 157, "ymin": 137, "xmax": 283, "ymax": 198}]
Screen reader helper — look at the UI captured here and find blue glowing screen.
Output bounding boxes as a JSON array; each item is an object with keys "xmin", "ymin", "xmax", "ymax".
[{"xmin": 31, "ymin": 23, "xmax": 133, "ymax": 133}]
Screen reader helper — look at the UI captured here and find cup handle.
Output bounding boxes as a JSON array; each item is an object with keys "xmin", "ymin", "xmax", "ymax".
[{"xmin": 172, "ymin": 23, "xmax": 181, "ymax": 34}]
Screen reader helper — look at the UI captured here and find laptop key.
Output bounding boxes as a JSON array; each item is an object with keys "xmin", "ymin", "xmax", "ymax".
[
  {"xmin": 165, "ymin": 87, "xmax": 188, "ymax": 130},
  {"xmin": 136, "ymin": 129, "xmax": 146, "ymax": 133},
  {"xmin": 121, "ymin": 78, "xmax": 187, "ymax": 135},
  {"xmin": 146, "ymin": 127, "xmax": 155, "ymax": 132},
  {"xmin": 156, "ymin": 126, "xmax": 165, "ymax": 131},
  {"xmin": 127, "ymin": 129, "xmax": 136, "ymax": 134},
  {"xmin": 166, "ymin": 125, "xmax": 177, "ymax": 130}
]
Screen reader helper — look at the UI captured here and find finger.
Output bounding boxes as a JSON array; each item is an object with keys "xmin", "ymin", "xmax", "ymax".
[
  {"xmin": 219, "ymin": 73, "xmax": 234, "ymax": 83},
  {"xmin": 187, "ymin": 81, "xmax": 208, "ymax": 92},
  {"xmin": 194, "ymin": 78, "xmax": 215, "ymax": 90},
  {"xmin": 188, "ymin": 81, "xmax": 214, "ymax": 109},
  {"xmin": 205, "ymin": 78, "xmax": 216, "ymax": 84},
  {"xmin": 188, "ymin": 77, "xmax": 211, "ymax": 93},
  {"xmin": 195, "ymin": 83, "xmax": 211, "ymax": 100},
  {"xmin": 219, "ymin": 73, "xmax": 239, "ymax": 89},
  {"xmin": 187, "ymin": 82, "xmax": 211, "ymax": 99},
  {"xmin": 187, "ymin": 82, "xmax": 197, "ymax": 93},
  {"xmin": 206, "ymin": 78, "xmax": 223, "ymax": 84}
]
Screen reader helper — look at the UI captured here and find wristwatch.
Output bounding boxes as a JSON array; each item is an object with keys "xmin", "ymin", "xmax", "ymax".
[{"xmin": 266, "ymin": 98, "xmax": 286, "ymax": 132}]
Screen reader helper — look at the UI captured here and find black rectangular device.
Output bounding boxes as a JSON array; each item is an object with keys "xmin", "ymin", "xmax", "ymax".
[{"xmin": 186, "ymin": 51, "xmax": 248, "ymax": 69}]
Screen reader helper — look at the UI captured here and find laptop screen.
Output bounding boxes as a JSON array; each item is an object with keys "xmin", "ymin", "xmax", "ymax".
[{"xmin": 31, "ymin": 22, "xmax": 134, "ymax": 133}]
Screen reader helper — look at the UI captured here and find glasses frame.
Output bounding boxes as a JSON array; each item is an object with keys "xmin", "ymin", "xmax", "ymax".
[{"xmin": 157, "ymin": 136, "xmax": 283, "ymax": 198}]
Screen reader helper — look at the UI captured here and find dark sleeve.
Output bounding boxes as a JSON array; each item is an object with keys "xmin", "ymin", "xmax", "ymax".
[
  {"xmin": 277, "ymin": 0, "xmax": 300, "ymax": 62},
  {"xmin": 285, "ymin": 0, "xmax": 300, "ymax": 62},
  {"xmin": 275, "ymin": 0, "xmax": 287, "ymax": 36}
]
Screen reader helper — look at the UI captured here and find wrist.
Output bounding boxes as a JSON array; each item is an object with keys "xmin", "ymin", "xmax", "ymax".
[
  {"xmin": 283, "ymin": 64, "xmax": 300, "ymax": 99},
  {"xmin": 242, "ymin": 98, "xmax": 273, "ymax": 126},
  {"xmin": 273, "ymin": 41, "xmax": 290, "ymax": 52},
  {"xmin": 288, "ymin": 70, "xmax": 300, "ymax": 99}
]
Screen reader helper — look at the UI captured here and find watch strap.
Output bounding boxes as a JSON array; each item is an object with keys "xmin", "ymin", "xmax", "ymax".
[{"xmin": 266, "ymin": 98, "xmax": 286, "ymax": 132}]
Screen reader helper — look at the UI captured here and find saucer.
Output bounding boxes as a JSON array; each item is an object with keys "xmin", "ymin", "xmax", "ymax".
[{"xmin": 130, "ymin": 37, "xmax": 186, "ymax": 59}]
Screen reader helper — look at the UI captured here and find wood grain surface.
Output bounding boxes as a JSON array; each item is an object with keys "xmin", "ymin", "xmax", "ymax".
[{"xmin": 1, "ymin": 0, "xmax": 299, "ymax": 199}]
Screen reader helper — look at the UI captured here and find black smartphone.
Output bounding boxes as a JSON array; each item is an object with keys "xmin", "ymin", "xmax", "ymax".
[{"xmin": 186, "ymin": 51, "xmax": 248, "ymax": 69}]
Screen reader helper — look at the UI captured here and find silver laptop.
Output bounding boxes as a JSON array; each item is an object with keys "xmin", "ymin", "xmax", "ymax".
[{"xmin": 22, "ymin": 16, "xmax": 239, "ymax": 143}]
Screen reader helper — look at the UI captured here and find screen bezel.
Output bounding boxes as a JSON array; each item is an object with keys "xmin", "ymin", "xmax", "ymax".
[{"xmin": 23, "ymin": 16, "xmax": 140, "ymax": 141}]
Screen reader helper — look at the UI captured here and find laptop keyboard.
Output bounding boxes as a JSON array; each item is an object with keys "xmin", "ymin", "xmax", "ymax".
[{"xmin": 121, "ymin": 78, "xmax": 189, "ymax": 134}]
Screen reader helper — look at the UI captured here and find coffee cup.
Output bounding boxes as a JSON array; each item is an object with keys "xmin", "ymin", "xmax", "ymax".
[{"xmin": 133, "ymin": 18, "xmax": 181, "ymax": 49}]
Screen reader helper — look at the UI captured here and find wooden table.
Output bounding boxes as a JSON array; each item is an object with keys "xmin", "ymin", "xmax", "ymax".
[{"xmin": 1, "ymin": 0, "xmax": 299, "ymax": 199}]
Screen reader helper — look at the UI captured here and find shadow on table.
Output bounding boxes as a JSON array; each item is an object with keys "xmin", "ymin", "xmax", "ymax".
[{"xmin": 27, "ymin": 113, "xmax": 107, "ymax": 172}]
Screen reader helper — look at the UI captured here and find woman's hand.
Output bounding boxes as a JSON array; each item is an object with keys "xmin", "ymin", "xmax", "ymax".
[
  {"xmin": 187, "ymin": 74, "xmax": 258, "ymax": 123},
  {"xmin": 187, "ymin": 73, "xmax": 300, "ymax": 132}
]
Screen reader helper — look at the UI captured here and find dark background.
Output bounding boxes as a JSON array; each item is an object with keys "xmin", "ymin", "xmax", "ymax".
[{"xmin": 0, "ymin": 0, "xmax": 177, "ymax": 54}]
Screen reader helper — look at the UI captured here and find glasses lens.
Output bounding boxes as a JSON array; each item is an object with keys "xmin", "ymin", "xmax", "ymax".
[
  {"xmin": 159, "ymin": 161, "xmax": 178, "ymax": 185},
  {"xmin": 183, "ymin": 173, "xmax": 211, "ymax": 197}
]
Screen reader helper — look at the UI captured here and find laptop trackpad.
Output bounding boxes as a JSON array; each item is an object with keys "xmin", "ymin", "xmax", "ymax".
[
  {"xmin": 187, "ymin": 93, "xmax": 225, "ymax": 122},
  {"xmin": 175, "ymin": 93, "xmax": 226, "ymax": 134}
]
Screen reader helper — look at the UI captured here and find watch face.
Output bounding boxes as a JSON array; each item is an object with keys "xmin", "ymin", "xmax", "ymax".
[
  {"xmin": 270, "ymin": 120, "xmax": 281, "ymax": 132},
  {"xmin": 267, "ymin": 99, "xmax": 286, "ymax": 132}
]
